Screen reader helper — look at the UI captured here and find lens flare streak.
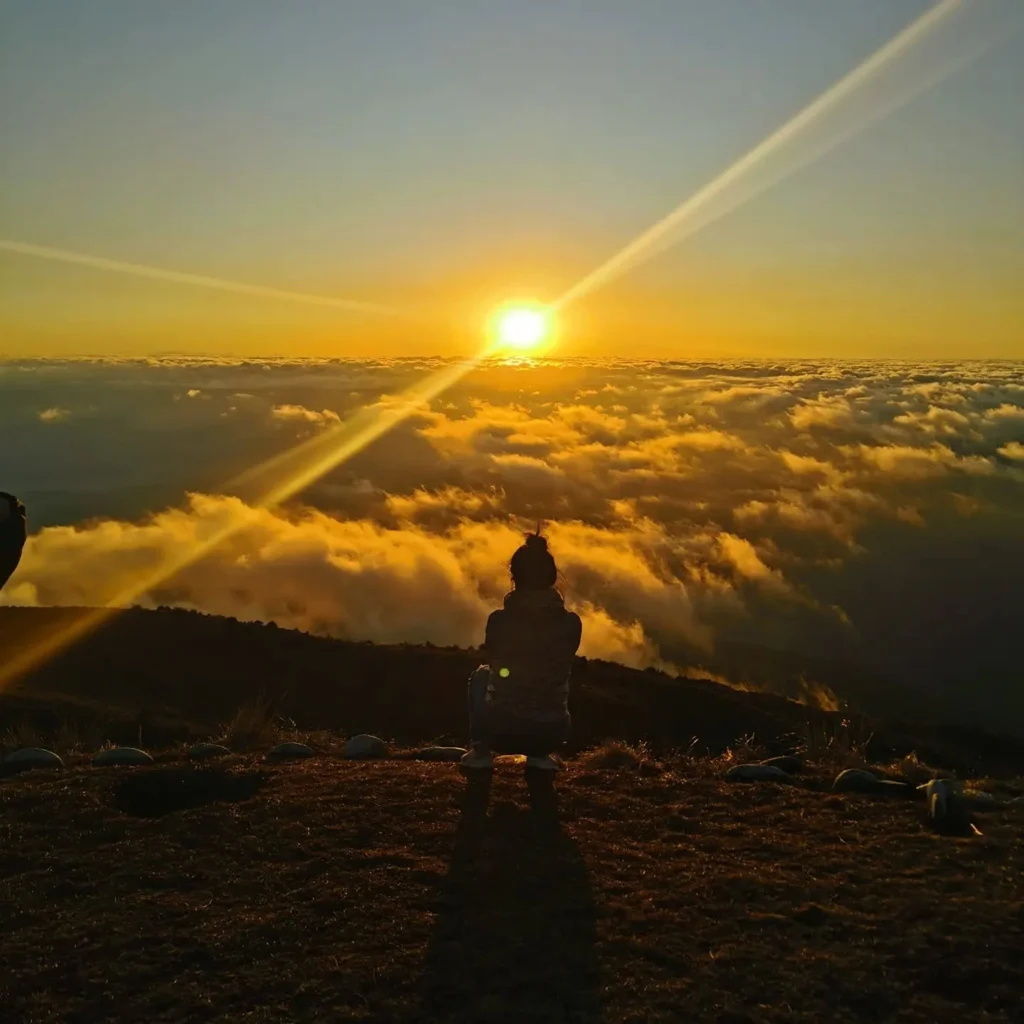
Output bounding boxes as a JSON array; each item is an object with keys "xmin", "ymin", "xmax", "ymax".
[
  {"xmin": 0, "ymin": 239, "xmax": 401, "ymax": 316},
  {"xmin": 0, "ymin": 351, "xmax": 493, "ymax": 690},
  {"xmin": 553, "ymin": 0, "xmax": 982, "ymax": 311}
]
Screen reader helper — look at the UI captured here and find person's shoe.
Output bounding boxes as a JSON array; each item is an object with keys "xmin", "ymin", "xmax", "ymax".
[
  {"xmin": 525, "ymin": 753, "xmax": 563, "ymax": 772},
  {"xmin": 460, "ymin": 744, "xmax": 494, "ymax": 770}
]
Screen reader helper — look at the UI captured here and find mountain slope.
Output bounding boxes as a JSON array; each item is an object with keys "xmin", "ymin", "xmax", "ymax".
[{"xmin": 3, "ymin": 605, "xmax": 1024, "ymax": 776}]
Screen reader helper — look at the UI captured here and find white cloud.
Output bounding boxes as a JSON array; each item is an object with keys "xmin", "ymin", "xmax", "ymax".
[
  {"xmin": 7, "ymin": 356, "xmax": 1024, "ymax": 729},
  {"xmin": 38, "ymin": 407, "xmax": 71, "ymax": 423},
  {"xmin": 789, "ymin": 395, "xmax": 854, "ymax": 431},
  {"xmin": 271, "ymin": 404, "xmax": 341, "ymax": 426}
]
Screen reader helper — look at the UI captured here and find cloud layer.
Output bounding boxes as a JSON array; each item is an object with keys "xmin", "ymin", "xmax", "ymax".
[{"xmin": 2, "ymin": 356, "xmax": 1023, "ymax": 729}]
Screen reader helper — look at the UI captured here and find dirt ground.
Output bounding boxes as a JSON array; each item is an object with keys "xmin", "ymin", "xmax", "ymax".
[{"xmin": 2, "ymin": 756, "xmax": 1022, "ymax": 1023}]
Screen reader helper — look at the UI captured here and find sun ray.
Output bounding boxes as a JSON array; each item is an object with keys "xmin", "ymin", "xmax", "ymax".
[
  {"xmin": 0, "ymin": 348, "xmax": 496, "ymax": 692},
  {"xmin": 0, "ymin": 238, "xmax": 403, "ymax": 317},
  {"xmin": 553, "ymin": 0, "xmax": 1010, "ymax": 312}
]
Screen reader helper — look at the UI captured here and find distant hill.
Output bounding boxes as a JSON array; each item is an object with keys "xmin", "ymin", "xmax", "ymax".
[{"xmin": 3, "ymin": 606, "xmax": 1024, "ymax": 776}]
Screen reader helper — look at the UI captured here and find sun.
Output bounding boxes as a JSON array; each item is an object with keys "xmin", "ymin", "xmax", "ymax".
[{"xmin": 490, "ymin": 303, "xmax": 552, "ymax": 352}]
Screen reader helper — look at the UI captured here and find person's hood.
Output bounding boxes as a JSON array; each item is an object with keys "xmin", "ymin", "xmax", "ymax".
[{"xmin": 503, "ymin": 588, "xmax": 566, "ymax": 616}]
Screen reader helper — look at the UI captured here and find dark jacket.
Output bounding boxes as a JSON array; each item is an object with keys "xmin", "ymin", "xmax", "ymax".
[
  {"xmin": 483, "ymin": 588, "xmax": 582, "ymax": 725},
  {"xmin": 0, "ymin": 493, "xmax": 26, "ymax": 593}
]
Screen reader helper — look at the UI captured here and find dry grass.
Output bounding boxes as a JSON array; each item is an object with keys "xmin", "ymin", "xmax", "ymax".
[
  {"xmin": 720, "ymin": 731, "xmax": 768, "ymax": 765},
  {"xmin": 580, "ymin": 739, "xmax": 662, "ymax": 774},
  {"xmin": 881, "ymin": 751, "xmax": 953, "ymax": 785},
  {"xmin": 221, "ymin": 695, "xmax": 283, "ymax": 752},
  {"xmin": 2, "ymin": 758, "xmax": 1023, "ymax": 1022},
  {"xmin": 798, "ymin": 716, "xmax": 873, "ymax": 768},
  {"xmin": 1, "ymin": 720, "xmax": 108, "ymax": 760},
  {"xmin": 50, "ymin": 720, "xmax": 91, "ymax": 756},
  {"xmin": 0, "ymin": 721, "xmax": 46, "ymax": 757}
]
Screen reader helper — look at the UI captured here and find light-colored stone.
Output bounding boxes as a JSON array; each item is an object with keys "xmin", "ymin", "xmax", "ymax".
[
  {"xmin": 919, "ymin": 779, "xmax": 963, "ymax": 825},
  {"xmin": 93, "ymin": 747, "xmax": 154, "ymax": 766},
  {"xmin": 188, "ymin": 743, "xmax": 232, "ymax": 761},
  {"xmin": 266, "ymin": 741, "xmax": 314, "ymax": 760},
  {"xmin": 3, "ymin": 747, "xmax": 64, "ymax": 772},
  {"xmin": 416, "ymin": 746, "xmax": 469, "ymax": 762},
  {"xmin": 832, "ymin": 768, "xmax": 879, "ymax": 793},
  {"xmin": 725, "ymin": 763, "xmax": 790, "ymax": 783},
  {"xmin": 344, "ymin": 734, "xmax": 389, "ymax": 759}
]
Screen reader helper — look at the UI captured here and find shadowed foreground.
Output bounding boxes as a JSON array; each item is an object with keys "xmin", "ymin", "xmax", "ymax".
[{"xmin": 2, "ymin": 758, "xmax": 1023, "ymax": 1022}]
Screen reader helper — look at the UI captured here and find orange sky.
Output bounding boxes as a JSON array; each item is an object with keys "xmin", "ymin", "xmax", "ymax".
[{"xmin": 2, "ymin": 1, "xmax": 1022, "ymax": 360}]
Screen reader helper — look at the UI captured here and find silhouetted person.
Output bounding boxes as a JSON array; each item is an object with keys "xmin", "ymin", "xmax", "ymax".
[
  {"xmin": 461, "ymin": 531, "xmax": 582, "ymax": 773},
  {"xmin": 0, "ymin": 492, "xmax": 26, "ymax": 592}
]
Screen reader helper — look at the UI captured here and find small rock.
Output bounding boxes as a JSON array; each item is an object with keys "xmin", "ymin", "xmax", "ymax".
[
  {"xmin": 761, "ymin": 755, "xmax": 805, "ymax": 774},
  {"xmin": 415, "ymin": 746, "xmax": 468, "ymax": 762},
  {"xmin": 266, "ymin": 741, "xmax": 314, "ymax": 760},
  {"xmin": 832, "ymin": 768, "xmax": 879, "ymax": 793},
  {"xmin": 665, "ymin": 813, "xmax": 698, "ymax": 833},
  {"xmin": 792, "ymin": 903, "xmax": 831, "ymax": 927},
  {"xmin": 725, "ymin": 763, "xmax": 790, "ymax": 783},
  {"xmin": 344, "ymin": 734, "xmax": 389, "ymax": 759},
  {"xmin": 919, "ymin": 778, "xmax": 972, "ymax": 834},
  {"xmin": 93, "ymin": 747, "xmax": 154, "ymax": 767},
  {"xmin": 188, "ymin": 743, "xmax": 232, "ymax": 761},
  {"xmin": 964, "ymin": 790, "xmax": 999, "ymax": 809},
  {"xmin": 2, "ymin": 747, "xmax": 65, "ymax": 773}
]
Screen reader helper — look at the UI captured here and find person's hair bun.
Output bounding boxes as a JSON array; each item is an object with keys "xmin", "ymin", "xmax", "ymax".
[{"xmin": 510, "ymin": 531, "xmax": 557, "ymax": 589}]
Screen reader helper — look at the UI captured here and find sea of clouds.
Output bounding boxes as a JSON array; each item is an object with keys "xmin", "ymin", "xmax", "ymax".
[{"xmin": 2, "ymin": 356, "xmax": 1022, "ymax": 729}]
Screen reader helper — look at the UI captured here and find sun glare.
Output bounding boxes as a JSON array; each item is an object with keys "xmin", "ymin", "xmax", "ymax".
[{"xmin": 492, "ymin": 304, "xmax": 551, "ymax": 352}]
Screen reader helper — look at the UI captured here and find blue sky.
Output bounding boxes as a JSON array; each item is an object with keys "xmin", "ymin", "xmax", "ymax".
[{"xmin": 1, "ymin": 0, "xmax": 1022, "ymax": 357}]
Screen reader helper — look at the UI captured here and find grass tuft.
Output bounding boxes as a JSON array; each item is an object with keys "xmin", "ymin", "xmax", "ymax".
[
  {"xmin": 880, "ymin": 751, "xmax": 951, "ymax": 785},
  {"xmin": 0, "ymin": 722, "xmax": 46, "ymax": 756},
  {"xmin": 722, "ymin": 732, "xmax": 767, "ymax": 765},
  {"xmin": 797, "ymin": 717, "xmax": 873, "ymax": 768},
  {"xmin": 222, "ymin": 695, "xmax": 282, "ymax": 752},
  {"xmin": 580, "ymin": 740, "xmax": 662, "ymax": 774}
]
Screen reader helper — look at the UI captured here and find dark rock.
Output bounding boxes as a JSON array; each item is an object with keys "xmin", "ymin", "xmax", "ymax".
[
  {"xmin": 920, "ymin": 779, "xmax": 973, "ymax": 835},
  {"xmin": 792, "ymin": 903, "xmax": 831, "ymax": 926},
  {"xmin": 266, "ymin": 741, "xmax": 314, "ymax": 760},
  {"xmin": 761, "ymin": 755, "xmax": 805, "ymax": 774},
  {"xmin": 415, "ymin": 746, "xmax": 468, "ymax": 762},
  {"xmin": 344, "ymin": 734, "xmax": 388, "ymax": 759},
  {"xmin": 93, "ymin": 746, "xmax": 154, "ymax": 766},
  {"xmin": 2, "ymin": 747, "xmax": 64, "ymax": 774},
  {"xmin": 964, "ymin": 790, "xmax": 999, "ymax": 809},
  {"xmin": 832, "ymin": 768, "xmax": 879, "ymax": 793},
  {"xmin": 725, "ymin": 763, "xmax": 790, "ymax": 783}
]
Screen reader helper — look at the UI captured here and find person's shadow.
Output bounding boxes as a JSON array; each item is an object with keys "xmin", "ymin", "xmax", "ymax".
[{"xmin": 419, "ymin": 771, "xmax": 601, "ymax": 1022}]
